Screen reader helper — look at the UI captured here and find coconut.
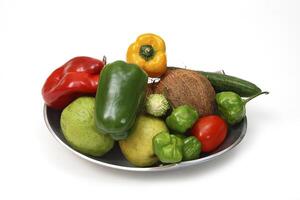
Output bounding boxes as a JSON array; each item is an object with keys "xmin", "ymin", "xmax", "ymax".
[{"xmin": 151, "ymin": 68, "xmax": 215, "ymax": 116}]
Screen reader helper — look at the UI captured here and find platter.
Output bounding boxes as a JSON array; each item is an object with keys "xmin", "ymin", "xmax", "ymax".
[{"xmin": 44, "ymin": 105, "xmax": 247, "ymax": 172}]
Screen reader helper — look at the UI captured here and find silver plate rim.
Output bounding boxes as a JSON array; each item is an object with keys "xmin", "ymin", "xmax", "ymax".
[{"xmin": 43, "ymin": 104, "xmax": 247, "ymax": 172}]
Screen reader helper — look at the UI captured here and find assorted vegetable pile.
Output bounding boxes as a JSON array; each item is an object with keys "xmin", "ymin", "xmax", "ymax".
[{"xmin": 42, "ymin": 33, "xmax": 268, "ymax": 167}]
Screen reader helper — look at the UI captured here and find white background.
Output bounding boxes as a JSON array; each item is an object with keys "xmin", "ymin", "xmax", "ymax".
[{"xmin": 0, "ymin": 0, "xmax": 299, "ymax": 199}]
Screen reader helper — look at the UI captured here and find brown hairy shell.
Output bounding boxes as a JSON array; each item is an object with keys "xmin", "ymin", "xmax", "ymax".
[{"xmin": 151, "ymin": 68, "xmax": 216, "ymax": 116}]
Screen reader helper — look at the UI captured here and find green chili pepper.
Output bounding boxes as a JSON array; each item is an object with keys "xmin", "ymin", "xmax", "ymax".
[
  {"xmin": 153, "ymin": 131, "xmax": 183, "ymax": 164},
  {"xmin": 216, "ymin": 91, "xmax": 269, "ymax": 125},
  {"xmin": 166, "ymin": 105, "xmax": 199, "ymax": 134},
  {"xmin": 182, "ymin": 136, "xmax": 201, "ymax": 161}
]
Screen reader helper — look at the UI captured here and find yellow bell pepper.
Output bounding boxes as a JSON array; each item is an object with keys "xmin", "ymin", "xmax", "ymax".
[{"xmin": 127, "ymin": 33, "xmax": 167, "ymax": 77}]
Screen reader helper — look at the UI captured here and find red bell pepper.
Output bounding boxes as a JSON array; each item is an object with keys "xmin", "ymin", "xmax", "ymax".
[{"xmin": 42, "ymin": 56, "xmax": 105, "ymax": 109}]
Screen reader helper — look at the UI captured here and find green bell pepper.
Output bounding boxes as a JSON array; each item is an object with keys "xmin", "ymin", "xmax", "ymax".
[
  {"xmin": 95, "ymin": 60, "xmax": 148, "ymax": 140},
  {"xmin": 153, "ymin": 131, "xmax": 183, "ymax": 163},
  {"xmin": 216, "ymin": 91, "xmax": 269, "ymax": 125},
  {"xmin": 182, "ymin": 136, "xmax": 201, "ymax": 161},
  {"xmin": 166, "ymin": 105, "xmax": 199, "ymax": 134}
]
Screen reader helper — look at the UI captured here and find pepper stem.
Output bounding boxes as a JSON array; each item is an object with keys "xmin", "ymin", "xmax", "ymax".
[
  {"xmin": 102, "ymin": 56, "xmax": 107, "ymax": 65},
  {"xmin": 244, "ymin": 91, "xmax": 269, "ymax": 104},
  {"xmin": 139, "ymin": 45, "xmax": 155, "ymax": 61}
]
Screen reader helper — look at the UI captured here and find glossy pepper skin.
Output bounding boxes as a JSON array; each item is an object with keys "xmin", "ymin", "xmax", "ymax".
[
  {"xmin": 153, "ymin": 131, "xmax": 183, "ymax": 164},
  {"xmin": 166, "ymin": 105, "xmax": 199, "ymax": 134},
  {"xmin": 216, "ymin": 91, "xmax": 269, "ymax": 125},
  {"xmin": 95, "ymin": 61, "xmax": 148, "ymax": 140},
  {"xmin": 182, "ymin": 136, "xmax": 201, "ymax": 161},
  {"xmin": 42, "ymin": 56, "xmax": 105, "ymax": 109},
  {"xmin": 127, "ymin": 33, "xmax": 167, "ymax": 77}
]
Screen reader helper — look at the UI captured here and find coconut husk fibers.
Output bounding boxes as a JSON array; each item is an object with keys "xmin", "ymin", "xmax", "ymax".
[{"xmin": 149, "ymin": 68, "xmax": 216, "ymax": 116}]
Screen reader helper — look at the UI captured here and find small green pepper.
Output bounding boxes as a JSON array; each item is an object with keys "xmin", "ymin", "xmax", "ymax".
[
  {"xmin": 153, "ymin": 131, "xmax": 183, "ymax": 163},
  {"xmin": 166, "ymin": 105, "xmax": 199, "ymax": 134},
  {"xmin": 216, "ymin": 91, "xmax": 269, "ymax": 125},
  {"xmin": 182, "ymin": 136, "xmax": 201, "ymax": 161},
  {"xmin": 174, "ymin": 134, "xmax": 186, "ymax": 140}
]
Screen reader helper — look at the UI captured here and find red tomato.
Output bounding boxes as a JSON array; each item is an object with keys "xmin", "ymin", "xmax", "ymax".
[{"xmin": 191, "ymin": 115, "xmax": 228, "ymax": 153}]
